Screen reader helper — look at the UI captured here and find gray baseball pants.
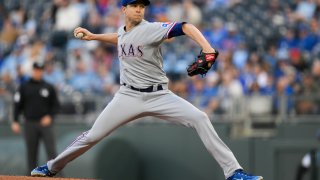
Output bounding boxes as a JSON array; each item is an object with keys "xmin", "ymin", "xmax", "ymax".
[{"xmin": 47, "ymin": 86, "xmax": 242, "ymax": 178}]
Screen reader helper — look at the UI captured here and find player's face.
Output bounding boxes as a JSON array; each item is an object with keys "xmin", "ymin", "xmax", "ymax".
[
  {"xmin": 123, "ymin": 3, "xmax": 145, "ymax": 24},
  {"xmin": 32, "ymin": 68, "xmax": 44, "ymax": 81}
]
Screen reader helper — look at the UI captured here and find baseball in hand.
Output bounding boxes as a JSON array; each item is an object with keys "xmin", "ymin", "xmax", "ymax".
[{"xmin": 75, "ymin": 32, "xmax": 84, "ymax": 39}]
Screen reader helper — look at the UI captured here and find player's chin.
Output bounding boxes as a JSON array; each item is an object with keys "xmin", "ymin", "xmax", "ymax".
[
  {"xmin": 133, "ymin": 18, "xmax": 143, "ymax": 25},
  {"xmin": 133, "ymin": 15, "xmax": 143, "ymax": 20}
]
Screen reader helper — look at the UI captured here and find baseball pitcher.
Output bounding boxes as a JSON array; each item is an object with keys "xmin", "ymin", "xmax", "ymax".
[{"xmin": 31, "ymin": 0, "xmax": 263, "ymax": 179}]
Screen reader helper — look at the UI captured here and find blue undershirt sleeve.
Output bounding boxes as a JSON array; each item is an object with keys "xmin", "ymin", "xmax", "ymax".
[{"xmin": 167, "ymin": 22, "xmax": 187, "ymax": 39}]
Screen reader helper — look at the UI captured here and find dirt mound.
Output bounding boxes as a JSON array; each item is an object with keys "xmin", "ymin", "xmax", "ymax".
[{"xmin": 0, "ymin": 175, "xmax": 95, "ymax": 180}]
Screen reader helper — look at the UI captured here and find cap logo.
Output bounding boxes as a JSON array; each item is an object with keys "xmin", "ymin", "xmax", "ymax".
[{"xmin": 161, "ymin": 22, "xmax": 171, "ymax": 28}]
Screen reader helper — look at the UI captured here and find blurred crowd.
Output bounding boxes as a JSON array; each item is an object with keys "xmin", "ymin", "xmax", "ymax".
[{"xmin": 0, "ymin": 0, "xmax": 320, "ymax": 118}]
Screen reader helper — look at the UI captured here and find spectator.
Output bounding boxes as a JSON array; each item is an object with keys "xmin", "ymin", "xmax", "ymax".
[
  {"xmin": 0, "ymin": 44, "xmax": 26, "ymax": 85},
  {"xmin": 252, "ymin": 63, "xmax": 269, "ymax": 89},
  {"xmin": 273, "ymin": 76, "xmax": 294, "ymax": 114},
  {"xmin": 102, "ymin": 9, "xmax": 122, "ymax": 33},
  {"xmin": 182, "ymin": 0, "xmax": 202, "ymax": 26},
  {"xmin": 148, "ymin": 0, "xmax": 168, "ymax": 22},
  {"xmin": 43, "ymin": 58, "xmax": 66, "ymax": 91},
  {"xmin": 288, "ymin": 48, "xmax": 309, "ymax": 73},
  {"xmin": 203, "ymin": 17, "xmax": 226, "ymax": 49},
  {"xmin": 0, "ymin": 16, "xmax": 19, "ymax": 52},
  {"xmin": 95, "ymin": 0, "xmax": 119, "ymax": 16},
  {"xmin": 222, "ymin": 22, "xmax": 242, "ymax": 51},
  {"xmin": 246, "ymin": 81, "xmax": 273, "ymax": 115},
  {"xmin": 166, "ymin": 0, "xmax": 183, "ymax": 22},
  {"xmin": 232, "ymin": 42, "xmax": 249, "ymax": 70},
  {"xmin": 68, "ymin": 59, "xmax": 96, "ymax": 93},
  {"xmin": 188, "ymin": 76, "xmax": 207, "ymax": 107},
  {"xmin": 263, "ymin": 45, "xmax": 278, "ymax": 71},
  {"xmin": 170, "ymin": 78, "xmax": 189, "ymax": 100},
  {"xmin": 295, "ymin": 73, "xmax": 318, "ymax": 114},
  {"xmin": 298, "ymin": 23, "xmax": 318, "ymax": 51},
  {"xmin": 239, "ymin": 62, "xmax": 255, "ymax": 94},
  {"xmin": 294, "ymin": 0, "xmax": 316, "ymax": 21},
  {"xmin": 91, "ymin": 44, "xmax": 114, "ymax": 72},
  {"xmin": 54, "ymin": 0, "xmax": 82, "ymax": 32},
  {"xmin": 203, "ymin": 72, "xmax": 220, "ymax": 115},
  {"xmin": 93, "ymin": 65, "xmax": 117, "ymax": 95},
  {"xmin": 278, "ymin": 27, "xmax": 299, "ymax": 50},
  {"xmin": 217, "ymin": 69, "xmax": 244, "ymax": 114},
  {"xmin": 66, "ymin": 40, "xmax": 92, "ymax": 74},
  {"xmin": 82, "ymin": 11, "xmax": 103, "ymax": 34},
  {"xmin": 20, "ymin": 39, "xmax": 46, "ymax": 77}
]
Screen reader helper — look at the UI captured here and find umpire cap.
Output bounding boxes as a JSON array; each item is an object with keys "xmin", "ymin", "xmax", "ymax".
[
  {"xmin": 33, "ymin": 61, "xmax": 45, "ymax": 70},
  {"xmin": 122, "ymin": 0, "xmax": 150, "ymax": 6}
]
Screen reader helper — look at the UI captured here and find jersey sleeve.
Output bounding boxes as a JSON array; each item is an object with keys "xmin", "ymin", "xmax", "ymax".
[
  {"xmin": 146, "ymin": 22, "xmax": 182, "ymax": 44},
  {"xmin": 13, "ymin": 85, "xmax": 24, "ymax": 122},
  {"xmin": 48, "ymin": 84, "xmax": 60, "ymax": 117},
  {"xmin": 117, "ymin": 25, "xmax": 125, "ymax": 36}
]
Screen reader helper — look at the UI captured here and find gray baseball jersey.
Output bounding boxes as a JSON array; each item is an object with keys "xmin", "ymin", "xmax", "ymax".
[
  {"xmin": 118, "ymin": 20, "xmax": 173, "ymax": 88},
  {"xmin": 46, "ymin": 20, "xmax": 242, "ymax": 179}
]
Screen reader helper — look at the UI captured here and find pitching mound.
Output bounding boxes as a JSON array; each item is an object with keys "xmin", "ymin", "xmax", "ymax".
[{"xmin": 0, "ymin": 176, "xmax": 95, "ymax": 180}]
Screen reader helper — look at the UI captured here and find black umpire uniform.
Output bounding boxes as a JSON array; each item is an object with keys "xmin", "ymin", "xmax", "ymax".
[{"xmin": 12, "ymin": 62, "xmax": 60, "ymax": 173}]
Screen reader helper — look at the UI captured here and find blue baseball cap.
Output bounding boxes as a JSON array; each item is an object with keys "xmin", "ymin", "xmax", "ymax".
[{"xmin": 122, "ymin": 0, "xmax": 150, "ymax": 6}]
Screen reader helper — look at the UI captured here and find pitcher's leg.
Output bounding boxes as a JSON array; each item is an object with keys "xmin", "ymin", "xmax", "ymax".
[
  {"xmin": 48, "ymin": 88, "xmax": 144, "ymax": 174},
  {"xmin": 189, "ymin": 112, "xmax": 242, "ymax": 178},
  {"xmin": 148, "ymin": 91, "xmax": 242, "ymax": 178}
]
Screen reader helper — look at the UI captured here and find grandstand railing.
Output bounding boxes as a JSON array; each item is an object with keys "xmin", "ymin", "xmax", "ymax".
[{"xmin": 1, "ymin": 93, "xmax": 319, "ymax": 133}]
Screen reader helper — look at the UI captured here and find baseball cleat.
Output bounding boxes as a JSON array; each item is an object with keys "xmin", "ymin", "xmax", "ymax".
[
  {"xmin": 31, "ymin": 164, "xmax": 56, "ymax": 177},
  {"xmin": 227, "ymin": 169, "xmax": 263, "ymax": 180}
]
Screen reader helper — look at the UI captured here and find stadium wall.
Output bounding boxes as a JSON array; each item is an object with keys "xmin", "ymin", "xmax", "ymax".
[{"xmin": 0, "ymin": 122, "xmax": 319, "ymax": 180}]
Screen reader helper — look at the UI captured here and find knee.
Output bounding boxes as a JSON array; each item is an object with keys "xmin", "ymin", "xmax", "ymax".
[
  {"xmin": 82, "ymin": 131, "xmax": 100, "ymax": 145},
  {"xmin": 190, "ymin": 111, "xmax": 211, "ymax": 127},
  {"xmin": 75, "ymin": 131, "xmax": 99, "ymax": 144},
  {"xmin": 85, "ymin": 136, "xmax": 99, "ymax": 145},
  {"xmin": 195, "ymin": 111, "xmax": 210, "ymax": 121}
]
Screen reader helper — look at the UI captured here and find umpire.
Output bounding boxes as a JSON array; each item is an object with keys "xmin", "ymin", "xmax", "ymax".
[{"xmin": 11, "ymin": 61, "xmax": 60, "ymax": 174}]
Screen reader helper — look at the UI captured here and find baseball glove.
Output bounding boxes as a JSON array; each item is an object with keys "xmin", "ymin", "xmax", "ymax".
[{"xmin": 187, "ymin": 50, "xmax": 219, "ymax": 77}]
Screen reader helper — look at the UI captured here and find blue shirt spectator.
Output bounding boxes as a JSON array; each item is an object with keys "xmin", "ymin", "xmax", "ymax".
[
  {"xmin": 0, "ymin": 46, "xmax": 25, "ymax": 81},
  {"xmin": 298, "ymin": 25, "xmax": 318, "ymax": 51},
  {"xmin": 68, "ymin": 60, "xmax": 97, "ymax": 93},
  {"xmin": 43, "ymin": 61, "xmax": 65, "ymax": 90},
  {"xmin": 278, "ymin": 28, "xmax": 299, "ymax": 50}
]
